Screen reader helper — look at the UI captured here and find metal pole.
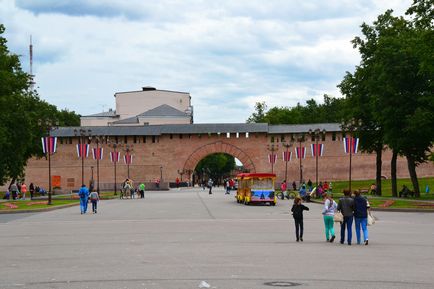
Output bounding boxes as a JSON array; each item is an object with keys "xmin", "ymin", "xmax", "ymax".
[
  {"xmin": 284, "ymin": 145, "xmax": 288, "ymax": 183},
  {"xmin": 316, "ymin": 138, "xmax": 319, "ymax": 187},
  {"xmin": 114, "ymin": 147, "xmax": 117, "ymax": 195},
  {"xmin": 271, "ymin": 146, "xmax": 274, "ymax": 173},
  {"xmin": 299, "ymin": 140, "xmax": 302, "ymax": 186},
  {"xmin": 349, "ymin": 140, "xmax": 352, "ymax": 192},
  {"xmin": 81, "ymin": 136, "xmax": 84, "ymax": 186},
  {"xmin": 96, "ymin": 139, "xmax": 100, "ymax": 194},
  {"xmin": 48, "ymin": 146, "xmax": 52, "ymax": 205}
]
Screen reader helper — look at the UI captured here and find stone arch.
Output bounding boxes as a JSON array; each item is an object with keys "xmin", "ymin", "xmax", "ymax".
[{"xmin": 183, "ymin": 141, "xmax": 256, "ymax": 173}]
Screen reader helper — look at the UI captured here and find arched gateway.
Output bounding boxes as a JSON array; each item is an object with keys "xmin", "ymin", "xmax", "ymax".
[
  {"xmin": 183, "ymin": 141, "xmax": 256, "ymax": 173},
  {"xmin": 22, "ymin": 122, "xmax": 433, "ymax": 191}
]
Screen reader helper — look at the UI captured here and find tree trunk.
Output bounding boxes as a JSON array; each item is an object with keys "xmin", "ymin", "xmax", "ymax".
[
  {"xmin": 406, "ymin": 155, "xmax": 420, "ymax": 197},
  {"xmin": 391, "ymin": 150, "xmax": 398, "ymax": 197},
  {"xmin": 375, "ymin": 147, "xmax": 382, "ymax": 196}
]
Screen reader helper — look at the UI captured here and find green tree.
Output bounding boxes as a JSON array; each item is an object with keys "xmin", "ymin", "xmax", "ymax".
[
  {"xmin": 246, "ymin": 102, "xmax": 268, "ymax": 123},
  {"xmin": 195, "ymin": 153, "xmax": 236, "ymax": 185},
  {"xmin": 0, "ymin": 24, "xmax": 80, "ymax": 185},
  {"xmin": 339, "ymin": 2, "xmax": 434, "ymax": 197}
]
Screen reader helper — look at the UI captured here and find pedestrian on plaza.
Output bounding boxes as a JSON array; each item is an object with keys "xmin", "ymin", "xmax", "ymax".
[
  {"xmin": 292, "ymin": 181, "xmax": 297, "ymax": 191},
  {"xmin": 3, "ymin": 190, "xmax": 10, "ymax": 200},
  {"xmin": 176, "ymin": 177, "xmax": 180, "ymax": 188},
  {"xmin": 21, "ymin": 182, "xmax": 27, "ymax": 200},
  {"xmin": 78, "ymin": 184, "xmax": 90, "ymax": 214},
  {"xmin": 307, "ymin": 179, "xmax": 313, "ymax": 192},
  {"xmin": 89, "ymin": 190, "xmax": 99, "ymax": 214},
  {"xmin": 139, "ymin": 182, "xmax": 145, "ymax": 198},
  {"xmin": 280, "ymin": 180, "xmax": 287, "ymax": 200},
  {"xmin": 208, "ymin": 178, "xmax": 213, "ymax": 194},
  {"xmin": 10, "ymin": 182, "xmax": 18, "ymax": 200},
  {"xmin": 354, "ymin": 191, "xmax": 370, "ymax": 245},
  {"xmin": 322, "ymin": 193, "xmax": 337, "ymax": 242},
  {"xmin": 29, "ymin": 183, "xmax": 35, "ymax": 200},
  {"xmin": 337, "ymin": 189, "xmax": 355, "ymax": 245},
  {"xmin": 291, "ymin": 197, "xmax": 309, "ymax": 242},
  {"xmin": 225, "ymin": 179, "xmax": 230, "ymax": 194}
]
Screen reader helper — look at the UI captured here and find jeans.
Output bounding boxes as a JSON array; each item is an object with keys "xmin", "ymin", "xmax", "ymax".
[
  {"xmin": 340, "ymin": 216, "xmax": 353, "ymax": 244},
  {"xmin": 294, "ymin": 218, "xmax": 304, "ymax": 240},
  {"xmin": 355, "ymin": 217, "xmax": 368, "ymax": 244},
  {"xmin": 323, "ymin": 215, "xmax": 335, "ymax": 240},
  {"xmin": 80, "ymin": 198, "xmax": 88, "ymax": 213},
  {"xmin": 91, "ymin": 200, "xmax": 98, "ymax": 213}
]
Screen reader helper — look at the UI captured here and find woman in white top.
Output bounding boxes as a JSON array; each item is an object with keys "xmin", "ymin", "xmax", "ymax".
[{"xmin": 322, "ymin": 193, "xmax": 337, "ymax": 242}]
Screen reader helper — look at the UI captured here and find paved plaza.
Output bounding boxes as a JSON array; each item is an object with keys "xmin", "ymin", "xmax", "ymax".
[{"xmin": 1, "ymin": 187, "xmax": 434, "ymax": 289}]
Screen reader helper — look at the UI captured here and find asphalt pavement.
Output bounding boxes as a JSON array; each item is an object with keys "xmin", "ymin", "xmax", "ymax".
[{"xmin": 1, "ymin": 187, "xmax": 433, "ymax": 289}]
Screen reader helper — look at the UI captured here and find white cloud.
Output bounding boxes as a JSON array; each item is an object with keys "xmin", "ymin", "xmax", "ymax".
[{"xmin": 1, "ymin": 0, "xmax": 413, "ymax": 122}]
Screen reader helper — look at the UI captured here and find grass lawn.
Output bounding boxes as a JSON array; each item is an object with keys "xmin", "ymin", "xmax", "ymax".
[
  {"xmin": 0, "ymin": 199, "xmax": 78, "ymax": 211},
  {"xmin": 54, "ymin": 191, "xmax": 119, "ymax": 200},
  {"xmin": 328, "ymin": 177, "xmax": 434, "ymax": 198}
]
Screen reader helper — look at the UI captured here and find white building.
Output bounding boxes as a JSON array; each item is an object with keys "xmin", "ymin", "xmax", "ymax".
[{"xmin": 80, "ymin": 86, "xmax": 193, "ymax": 126}]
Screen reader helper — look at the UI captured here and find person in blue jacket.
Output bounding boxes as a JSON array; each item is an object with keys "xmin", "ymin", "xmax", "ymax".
[{"xmin": 78, "ymin": 184, "xmax": 90, "ymax": 214}]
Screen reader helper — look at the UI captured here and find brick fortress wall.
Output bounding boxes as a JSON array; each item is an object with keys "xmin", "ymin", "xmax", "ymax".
[{"xmin": 20, "ymin": 131, "xmax": 434, "ymax": 191}]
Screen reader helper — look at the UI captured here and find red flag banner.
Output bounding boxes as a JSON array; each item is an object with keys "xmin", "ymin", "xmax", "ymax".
[
  {"xmin": 268, "ymin": 154, "xmax": 277, "ymax": 164},
  {"xmin": 76, "ymin": 144, "xmax": 89, "ymax": 158},
  {"xmin": 124, "ymin": 154, "xmax": 133, "ymax": 165},
  {"xmin": 110, "ymin": 151, "xmax": 120, "ymax": 163},
  {"xmin": 92, "ymin": 147, "xmax": 104, "ymax": 160},
  {"xmin": 295, "ymin": 147, "xmax": 306, "ymax": 159},
  {"xmin": 41, "ymin": 137, "xmax": 57, "ymax": 154},
  {"xmin": 283, "ymin": 151, "xmax": 292, "ymax": 162},
  {"xmin": 343, "ymin": 137, "xmax": 359, "ymax": 154},
  {"xmin": 311, "ymin": 143, "xmax": 324, "ymax": 157}
]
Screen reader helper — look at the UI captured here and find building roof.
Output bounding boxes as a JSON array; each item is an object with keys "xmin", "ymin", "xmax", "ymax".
[
  {"xmin": 82, "ymin": 110, "xmax": 117, "ymax": 118},
  {"xmin": 114, "ymin": 87, "xmax": 190, "ymax": 96},
  {"xmin": 138, "ymin": 104, "xmax": 188, "ymax": 117},
  {"xmin": 50, "ymin": 123, "xmax": 342, "ymax": 137}
]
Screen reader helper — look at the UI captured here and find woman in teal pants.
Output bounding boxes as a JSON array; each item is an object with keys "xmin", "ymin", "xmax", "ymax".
[{"xmin": 322, "ymin": 193, "xmax": 337, "ymax": 242}]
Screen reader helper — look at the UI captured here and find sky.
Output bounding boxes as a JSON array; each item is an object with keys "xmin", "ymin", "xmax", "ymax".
[{"xmin": 1, "ymin": 0, "xmax": 412, "ymax": 123}]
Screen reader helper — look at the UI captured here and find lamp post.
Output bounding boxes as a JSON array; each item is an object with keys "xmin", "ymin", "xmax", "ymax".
[
  {"xmin": 92, "ymin": 135, "xmax": 103, "ymax": 194},
  {"xmin": 266, "ymin": 143, "xmax": 279, "ymax": 173},
  {"xmin": 309, "ymin": 128, "xmax": 326, "ymax": 188},
  {"xmin": 160, "ymin": 166, "xmax": 163, "ymax": 181},
  {"xmin": 74, "ymin": 128, "xmax": 92, "ymax": 186},
  {"xmin": 282, "ymin": 140, "xmax": 294, "ymax": 184},
  {"xmin": 39, "ymin": 120, "xmax": 58, "ymax": 205},
  {"xmin": 123, "ymin": 144, "xmax": 134, "ymax": 179},
  {"xmin": 296, "ymin": 134, "xmax": 305, "ymax": 186},
  {"xmin": 108, "ymin": 141, "xmax": 120, "ymax": 195},
  {"xmin": 345, "ymin": 120, "xmax": 360, "ymax": 192}
]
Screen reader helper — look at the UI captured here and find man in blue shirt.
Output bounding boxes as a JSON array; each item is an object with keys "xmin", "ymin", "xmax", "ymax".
[{"xmin": 78, "ymin": 184, "xmax": 90, "ymax": 214}]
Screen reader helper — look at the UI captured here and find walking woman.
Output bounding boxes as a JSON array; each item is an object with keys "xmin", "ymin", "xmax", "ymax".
[
  {"xmin": 291, "ymin": 197, "xmax": 309, "ymax": 242},
  {"xmin": 322, "ymin": 193, "xmax": 337, "ymax": 242},
  {"xmin": 354, "ymin": 191, "xmax": 369, "ymax": 245}
]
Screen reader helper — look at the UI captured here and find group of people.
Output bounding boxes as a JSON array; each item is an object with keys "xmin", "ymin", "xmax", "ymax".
[
  {"xmin": 120, "ymin": 179, "xmax": 146, "ymax": 199},
  {"xmin": 78, "ymin": 184, "xmax": 99, "ymax": 214},
  {"xmin": 2, "ymin": 182, "xmax": 47, "ymax": 200},
  {"xmin": 224, "ymin": 178, "xmax": 236, "ymax": 194},
  {"xmin": 280, "ymin": 179, "xmax": 332, "ymax": 202},
  {"xmin": 291, "ymin": 190, "xmax": 371, "ymax": 245}
]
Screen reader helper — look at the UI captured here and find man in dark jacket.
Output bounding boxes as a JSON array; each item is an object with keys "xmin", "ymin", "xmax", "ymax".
[{"xmin": 337, "ymin": 190, "xmax": 355, "ymax": 245}]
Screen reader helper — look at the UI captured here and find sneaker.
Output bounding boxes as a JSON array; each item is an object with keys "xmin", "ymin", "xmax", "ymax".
[
  {"xmin": 300, "ymin": 238, "xmax": 303, "ymax": 242},
  {"xmin": 296, "ymin": 238, "xmax": 299, "ymax": 242},
  {"xmin": 365, "ymin": 240, "xmax": 369, "ymax": 245},
  {"xmin": 330, "ymin": 236, "xmax": 335, "ymax": 243}
]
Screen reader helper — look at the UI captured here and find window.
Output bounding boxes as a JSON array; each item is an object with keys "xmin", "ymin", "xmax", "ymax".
[
  {"xmin": 60, "ymin": 138, "xmax": 64, "ymax": 144},
  {"xmin": 322, "ymin": 133, "xmax": 326, "ymax": 141},
  {"xmin": 311, "ymin": 135, "xmax": 315, "ymax": 142},
  {"xmin": 170, "ymin": 134, "xmax": 173, "ymax": 139},
  {"xmin": 143, "ymin": 136, "xmax": 146, "ymax": 143},
  {"xmin": 332, "ymin": 132, "xmax": 336, "ymax": 141},
  {"xmin": 133, "ymin": 136, "xmax": 137, "ymax": 143},
  {"xmin": 179, "ymin": 134, "xmax": 183, "ymax": 139},
  {"xmin": 68, "ymin": 137, "xmax": 72, "ymax": 144},
  {"xmin": 152, "ymin": 136, "xmax": 156, "ymax": 143},
  {"xmin": 281, "ymin": 135, "xmax": 285, "ymax": 142},
  {"xmin": 271, "ymin": 136, "xmax": 275, "ymax": 143},
  {"xmin": 124, "ymin": 136, "xmax": 128, "ymax": 143}
]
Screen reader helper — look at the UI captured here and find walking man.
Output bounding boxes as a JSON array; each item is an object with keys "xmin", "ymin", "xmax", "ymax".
[{"xmin": 78, "ymin": 184, "xmax": 90, "ymax": 214}]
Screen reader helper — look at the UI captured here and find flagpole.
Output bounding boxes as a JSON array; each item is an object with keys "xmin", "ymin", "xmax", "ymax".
[
  {"xmin": 96, "ymin": 137, "xmax": 100, "ymax": 194},
  {"xmin": 349, "ymin": 138, "xmax": 352, "ymax": 192}
]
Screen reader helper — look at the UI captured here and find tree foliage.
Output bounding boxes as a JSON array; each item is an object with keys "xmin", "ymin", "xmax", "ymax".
[
  {"xmin": 195, "ymin": 153, "xmax": 236, "ymax": 184},
  {"xmin": 0, "ymin": 24, "xmax": 80, "ymax": 185},
  {"xmin": 247, "ymin": 95, "xmax": 346, "ymax": 125}
]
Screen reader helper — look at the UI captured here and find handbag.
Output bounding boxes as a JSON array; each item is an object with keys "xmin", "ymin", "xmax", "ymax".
[
  {"xmin": 367, "ymin": 212, "xmax": 375, "ymax": 226},
  {"xmin": 334, "ymin": 212, "xmax": 343, "ymax": 223}
]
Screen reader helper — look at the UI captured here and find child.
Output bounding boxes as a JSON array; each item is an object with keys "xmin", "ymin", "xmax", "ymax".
[
  {"xmin": 291, "ymin": 197, "xmax": 309, "ymax": 242},
  {"xmin": 89, "ymin": 191, "xmax": 99, "ymax": 214}
]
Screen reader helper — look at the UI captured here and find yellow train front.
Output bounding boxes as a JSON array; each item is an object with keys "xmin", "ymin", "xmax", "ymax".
[{"xmin": 236, "ymin": 173, "xmax": 276, "ymax": 206}]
